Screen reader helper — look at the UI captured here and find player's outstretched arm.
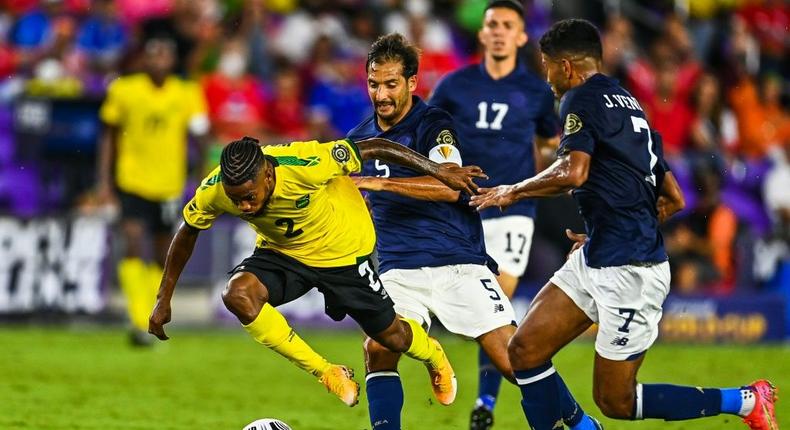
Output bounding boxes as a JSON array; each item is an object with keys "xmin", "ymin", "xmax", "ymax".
[
  {"xmin": 353, "ymin": 176, "xmax": 460, "ymax": 202},
  {"xmin": 148, "ymin": 222, "xmax": 201, "ymax": 341},
  {"xmin": 354, "ymin": 137, "xmax": 487, "ymax": 195},
  {"xmin": 470, "ymin": 151, "xmax": 591, "ymax": 211},
  {"xmin": 657, "ymin": 171, "xmax": 685, "ymax": 223}
]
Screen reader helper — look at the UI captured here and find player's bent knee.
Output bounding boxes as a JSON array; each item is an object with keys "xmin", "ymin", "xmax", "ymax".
[
  {"xmin": 364, "ymin": 337, "xmax": 401, "ymax": 370},
  {"xmin": 594, "ymin": 390, "xmax": 635, "ymax": 419},
  {"xmin": 367, "ymin": 319, "xmax": 410, "ymax": 353},
  {"xmin": 507, "ymin": 335, "xmax": 548, "ymax": 370},
  {"xmin": 363, "ymin": 337, "xmax": 389, "ymax": 355},
  {"xmin": 222, "ymin": 274, "xmax": 269, "ymax": 323},
  {"xmin": 376, "ymin": 333, "xmax": 409, "ymax": 353}
]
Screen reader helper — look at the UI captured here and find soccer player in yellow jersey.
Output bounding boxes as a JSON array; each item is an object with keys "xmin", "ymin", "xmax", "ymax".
[
  {"xmin": 148, "ymin": 136, "xmax": 485, "ymax": 407},
  {"xmin": 96, "ymin": 37, "xmax": 209, "ymax": 345}
]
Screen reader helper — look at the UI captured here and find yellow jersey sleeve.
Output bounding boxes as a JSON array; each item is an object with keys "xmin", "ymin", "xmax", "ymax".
[
  {"xmin": 99, "ymin": 78, "xmax": 125, "ymax": 126},
  {"xmin": 265, "ymin": 139, "xmax": 362, "ymax": 186},
  {"xmin": 185, "ymin": 80, "xmax": 208, "ymax": 118},
  {"xmin": 183, "ymin": 169, "xmax": 224, "ymax": 230}
]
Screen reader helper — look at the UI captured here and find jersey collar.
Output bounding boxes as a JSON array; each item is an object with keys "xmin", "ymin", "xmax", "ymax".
[
  {"xmin": 478, "ymin": 59, "xmax": 526, "ymax": 82},
  {"xmin": 144, "ymin": 73, "xmax": 177, "ymax": 90},
  {"xmin": 559, "ymin": 73, "xmax": 609, "ymax": 105}
]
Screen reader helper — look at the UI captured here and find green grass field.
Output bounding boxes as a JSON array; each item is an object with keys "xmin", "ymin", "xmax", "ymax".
[{"xmin": 0, "ymin": 327, "xmax": 787, "ymax": 430}]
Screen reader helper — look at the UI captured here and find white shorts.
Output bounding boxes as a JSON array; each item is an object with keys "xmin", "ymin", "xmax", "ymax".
[
  {"xmin": 481, "ymin": 215, "xmax": 534, "ymax": 277},
  {"xmin": 550, "ymin": 249, "xmax": 670, "ymax": 361},
  {"xmin": 380, "ymin": 264, "xmax": 516, "ymax": 339}
]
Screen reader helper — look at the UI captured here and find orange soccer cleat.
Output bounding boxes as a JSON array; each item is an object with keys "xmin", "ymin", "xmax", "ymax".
[
  {"xmin": 318, "ymin": 365, "xmax": 360, "ymax": 407},
  {"xmin": 743, "ymin": 379, "xmax": 779, "ymax": 430},
  {"xmin": 424, "ymin": 337, "xmax": 457, "ymax": 406}
]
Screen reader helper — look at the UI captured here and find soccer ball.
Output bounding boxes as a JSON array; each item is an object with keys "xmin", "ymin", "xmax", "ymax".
[{"xmin": 242, "ymin": 418, "xmax": 292, "ymax": 430}]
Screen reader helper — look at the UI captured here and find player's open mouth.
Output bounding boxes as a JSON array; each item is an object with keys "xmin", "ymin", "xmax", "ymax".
[{"xmin": 376, "ymin": 105, "xmax": 395, "ymax": 114}]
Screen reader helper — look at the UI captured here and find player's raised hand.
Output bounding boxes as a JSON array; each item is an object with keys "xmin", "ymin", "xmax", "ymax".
[
  {"xmin": 565, "ymin": 229, "xmax": 587, "ymax": 259},
  {"xmin": 148, "ymin": 299, "xmax": 172, "ymax": 341},
  {"xmin": 435, "ymin": 164, "xmax": 487, "ymax": 195},
  {"xmin": 469, "ymin": 185, "xmax": 517, "ymax": 211}
]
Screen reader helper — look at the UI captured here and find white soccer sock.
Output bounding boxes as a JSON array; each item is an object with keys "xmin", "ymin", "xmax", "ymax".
[
  {"xmin": 634, "ymin": 383, "xmax": 644, "ymax": 420},
  {"xmin": 739, "ymin": 388, "xmax": 756, "ymax": 416}
]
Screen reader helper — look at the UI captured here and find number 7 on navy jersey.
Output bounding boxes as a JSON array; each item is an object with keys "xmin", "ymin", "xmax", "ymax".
[{"xmin": 631, "ymin": 116, "xmax": 658, "ymax": 187}]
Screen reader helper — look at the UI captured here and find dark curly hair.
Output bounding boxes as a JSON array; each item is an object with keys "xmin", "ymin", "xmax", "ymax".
[{"xmin": 366, "ymin": 33, "xmax": 420, "ymax": 78}]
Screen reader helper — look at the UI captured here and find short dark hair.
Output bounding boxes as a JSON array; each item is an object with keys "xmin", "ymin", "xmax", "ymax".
[
  {"xmin": 539, "ymin": 19, "xmax": 602, "ymax": 60},
  {"xmin": 366, "ymin": 33, "xmax": 420, "ymax": 78},
  {"xmin": 220, "ymin": 136, "xmax": 265, "ymax": 186},
  {"xmin": 485, "ymin": 0, "xmax": 524, "ymax": 18}
]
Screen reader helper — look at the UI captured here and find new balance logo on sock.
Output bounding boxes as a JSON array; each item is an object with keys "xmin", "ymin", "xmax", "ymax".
[{"xmin": 611, "ymin": 337, "xmax": 629, "ymax": 346}]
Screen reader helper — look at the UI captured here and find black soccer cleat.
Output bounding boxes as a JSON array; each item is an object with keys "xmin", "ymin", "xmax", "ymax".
[{"xmin": 470, "ymin": 404, "xmax": 494, "ymax": 430}]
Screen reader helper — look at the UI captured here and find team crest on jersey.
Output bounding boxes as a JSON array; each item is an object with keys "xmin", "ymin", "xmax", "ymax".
[
  {"xmin": 564, "ymin": 113, "xmax": 582, "ymax": 135},
  {"xmin": 295, "ymin": 194, "xmax": 310, "ymax": 209},
  {"xmin": 435, "ymin": 129, "xmax": 456, "ymax": 146},
  {"xmin": 332, "ymin": 143, "xmax": 351, "ymax": 163}
]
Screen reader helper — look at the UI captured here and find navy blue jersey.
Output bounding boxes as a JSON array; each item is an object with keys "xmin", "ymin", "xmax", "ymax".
[
  {"xmin": 347, "ymin": 96, "xmax": 493, "ymax": 274},
  {"xmin": 430, "ymin": 62, "xmax": 559, "ymax": 220},
  {"xmin": 558, "ymin": 74, "xmax": 669, "ymax": 268}
]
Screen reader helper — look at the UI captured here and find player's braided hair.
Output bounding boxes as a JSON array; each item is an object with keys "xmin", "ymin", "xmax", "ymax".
[
  {"xmin": 366, "ymin": 33, "xmax": 420, "ymax": 78},
  {"xmin": 220, "ymin": 136, "xmax": 265, "ymax": 186},
  {"xmin": 539, "ymin": 19, "xmax": 602, "ymax": 61}
]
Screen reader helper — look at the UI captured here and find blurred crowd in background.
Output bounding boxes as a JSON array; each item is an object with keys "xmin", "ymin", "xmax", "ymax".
[{"xmin": 0, "ymin": 0, "xmax": 787, "ymax": 296}]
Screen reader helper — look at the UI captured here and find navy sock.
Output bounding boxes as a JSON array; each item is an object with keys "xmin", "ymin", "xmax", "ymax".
[
  {"xmin": 556, "ymin": 375, "xmax": 597, "ymax": 430},
  {"xmin": 366, "ymin": 371, "xmax": 404, "ymax": 430},
  {"xmin": 638, "ymin": 383, "xmax": 722, "ymax": 421},
  {"xmin": 515, "ymin": 362, "xmax": 563, "ymax": 430},
  {"xmin": 477, "ymin": 347, "xmax": 503, "ymax": 410}
]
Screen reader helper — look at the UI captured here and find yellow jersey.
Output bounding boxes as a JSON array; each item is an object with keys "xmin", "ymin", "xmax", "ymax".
[
  {"xmin": 99, "ymin": 73, "xmax": 207, "ymax": 201},
  {"xmin": 184, "ymin": 139, "xmax": 376, "ymax": 268}
]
